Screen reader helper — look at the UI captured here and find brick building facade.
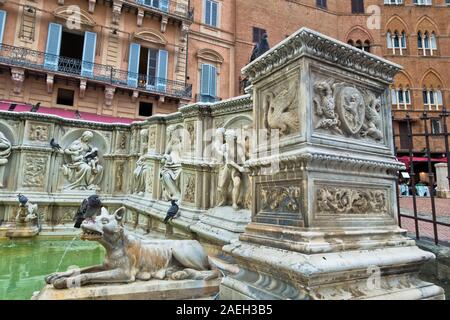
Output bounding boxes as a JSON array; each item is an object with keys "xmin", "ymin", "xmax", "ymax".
[{"xmin": 0, "ymin": 1, "xmax": 448, "ymax": 162}]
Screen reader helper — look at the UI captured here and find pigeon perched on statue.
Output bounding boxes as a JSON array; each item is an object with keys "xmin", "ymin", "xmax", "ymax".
[
  {"xmin": 84, "ymin": 149, "xmax": 98, "ymax": 162},
  {"xmin": 164, "ymin": 200, "xmax": 179, "ymax": 224},
  {"xmin": 17, "ymin": 194, "xmax": 28, "ymax": 206},
  {"xmin": 73, "ymin": 195, "xmax": 102, "ymax": 228},
  {"xmin": 250, "ymin": 33, "xmax": 270, "ymax": 63},
  {"xmin": 50, "ymin": 138, "xmax": 62, "ymax": 151},
  {"xmin": 30, "ymin": 102, "xmax": 41, "ymax": 113}
]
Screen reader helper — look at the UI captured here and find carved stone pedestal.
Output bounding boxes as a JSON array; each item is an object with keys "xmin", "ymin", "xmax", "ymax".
[
  {"xmin": 33, "ymin": 279, "xmax": 220, "ymax": 300},
  {"xmin": 191, "ymin": 207, "xmax": 251, "ymax": 245},
  {"xmin": 220, "ymin": 28, "xmax": 444, "ymax": 300}
]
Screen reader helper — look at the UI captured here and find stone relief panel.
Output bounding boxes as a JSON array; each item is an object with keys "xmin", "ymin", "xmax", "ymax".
[
  {"xmin": 315, "ymin": 185, "xmax": 388, "ymax": 215},
  {"xmin": 160, "ymin": 125, "xmax": 183, "ymax": 200},
  {"xmin": 61, "ymin": 130, "xmax": 104, "ymax": 191},
  {"xmin": 146, "ymin": 165, "xmax": 154, "ymax": 195},
  {"xmin": 313, "ymin": 78, "xmax": 384, "ymax": 143},
  {"xmin": 115, "ymin": 162, "xmax": 125, "ymax": 192},
  {"xmin": 262, "ymin": 76, "xmax": 300, "ymax": 137},
  {"xmin": 116, "ymin": 131, "xmax": 128, "ymax": 152},
  {"xmin": 28, "ymin": 122, "xmax": 50, "ymax": 142},
  {"xmin": 148, "ymin": 126, "xmax": 156, "ymax": 151},
  {"xmin": 22, "ymin": 155, "xmax": 47, "ymax": 188},
  {"xmin": 260, "ymin": 185, "xmax": 301, "ymax": 214},
  {"xmin": 183, "ymin": 173, "xmax": 196, "ymax": 204}
]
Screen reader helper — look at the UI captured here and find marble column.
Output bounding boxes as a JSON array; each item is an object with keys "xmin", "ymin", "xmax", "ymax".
[{"xmin": 435, "ymin": 163, "xmax": 450, "ymax": 198}]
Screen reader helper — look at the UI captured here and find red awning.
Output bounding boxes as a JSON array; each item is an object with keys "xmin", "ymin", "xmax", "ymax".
[
  {"xmin": 0, "ymin": 100, "xmax": 136, "ymax": 124},
  {"xmin": 397, "ymin": 156, "xmax": 448, "ymax": 172}
]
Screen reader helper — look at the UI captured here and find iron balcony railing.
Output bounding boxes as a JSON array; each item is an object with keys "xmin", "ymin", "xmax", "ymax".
[
  {"xmin": 195, "ymin": 93, "xmax": 221, "ymax": 103},
  {"xmin": 125, "ymin": 0, "xmax": 194, "ymax": 21},
  {"xmin": 0, "ymin": 43, "xmax": 192, "ymax": 99}
]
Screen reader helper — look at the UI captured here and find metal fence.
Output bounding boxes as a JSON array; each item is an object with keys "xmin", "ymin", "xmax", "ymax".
[
  {"xmin": 393, "ymin": 108, "xmax": 450, "ymax": 245},
  {"xmin": 0, "ymin": 44, "xmax": 192, "ymax": 99}
]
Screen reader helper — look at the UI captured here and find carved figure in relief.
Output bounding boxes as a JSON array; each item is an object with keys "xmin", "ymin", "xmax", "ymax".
[
  {"xmin": 0, "ymin": 131, "xmax": 12, "ymax": 166},
  {"xmin": 133, "ymin": 156, "xmax": 148, "ymax": 196},
  {"xmin": 215, "ymin": 129, "xmax": 247, "ymax": 210},
  {"xmin": 261, "ymin": 186, "xmax": 300, "ymax": 213},
  {"xmin": 62, "ymin": 131, "xmax": 103, "ymax": 191},
  {"xmin": 160, "ymin": 126, "xmax": 182, "ymax": 201},
  {"xmin": 264, "ymin": 80, "xmax": 300, "ymax": 135},
  {"xmin": 313, "ymin": 81, "xmax": 343, "ymax": 135},
  {"xmin": 362, "ymin": 96, "xmax": 383, "ymax": 142},
  {"xmin": 29, "ymin": 124, "xmax": 49, "ymax": 141},
  {"xmin": 336, "ymin": 86, "xmax": 365, "ymax": 135}
]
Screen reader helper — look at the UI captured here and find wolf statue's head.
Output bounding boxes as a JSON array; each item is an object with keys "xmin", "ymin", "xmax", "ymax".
[{"xmin": 80, "ymin": 207, "xmax": 126, "ymax": 247}]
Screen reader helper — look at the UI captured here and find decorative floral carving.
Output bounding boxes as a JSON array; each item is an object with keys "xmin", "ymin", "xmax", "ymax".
[
  {"xmin": 29, "ymin": 124, "xmax": 49, "ymax": 142},
  {"xmin": 263, "ymin": 79, "xmax": 299, "ymax": 136},
  {"xmin": 260, "ymin": 186, "xmax": 301, "ymax": 214},
  {"xmin": 316, "ymin": 187, "xmax": 388, "ymax": 215},
  {"xmin": 23, "ymin": 156, "xmax": 47, "ymax": 187},
  {"xmin": 117, "ymin": 132, "xmax": 127, "ymax": 151},
  {"xmin": 148, "ymin": 127, "xmax": 156, "ymax": 149},
  {"xmin": 184, "ymin": 174, "xmax": 196, "ymax": 203}
]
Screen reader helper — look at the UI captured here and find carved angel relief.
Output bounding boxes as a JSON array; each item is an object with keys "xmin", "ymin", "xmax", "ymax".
[
  {"xmin": 263, "ymin": 79, "xmax": 300, "ymax": 136},
  {"xmin": 313, "ymin": 80, "xmax": 384, "ymax": 143}
]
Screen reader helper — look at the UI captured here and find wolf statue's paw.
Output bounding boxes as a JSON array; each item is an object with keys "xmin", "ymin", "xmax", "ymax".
[
  {"xmin": 45, "ymin": 271, "xmax": 73, "ymax": 284},
  {"xmin": 52, "ymin": 277, "xmax": 69, "ymax": 289},
  {"xmin": 170, "ymin": 270, "xmax": 189, "ymax": 280}
]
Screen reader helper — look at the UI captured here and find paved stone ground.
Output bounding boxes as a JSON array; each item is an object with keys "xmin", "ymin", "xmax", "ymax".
[{"xmin": 399, "ymin": 197, "xmax": 450, "ymax": 245}]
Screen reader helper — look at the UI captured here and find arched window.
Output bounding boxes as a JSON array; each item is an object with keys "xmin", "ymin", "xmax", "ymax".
[
  {"xmin": 423, "ymin": 87, "xmax": 443, "ymax": 110},
  {"xmin": 387, "ymin": 30, "xmax": 406, "ymax": 55},
  {"xmin": 391, "ymin": 86, "xmax": 411, "ymax": 110},
  {"xmin": 418, "ymin": 30, "xmax": 437, "ymax": 56},
  {"xmin": 347, "ymin": 39, "xmax": 354, "ymax": 46},
  {"xmin": 363, "ymin": 40, "xmax": 371, "ymax": 52}
]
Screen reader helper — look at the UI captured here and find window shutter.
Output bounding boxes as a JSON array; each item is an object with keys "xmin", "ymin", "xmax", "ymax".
[
  {"xmin": 211, "ymin": 1, "xmax": 218, "ymax": 27},
  {"xmin": 44, "ymin": 23, "xmax": 62, "ymax": 71},
  {"xmin": 205, "ymin": 1, "xmax": 211, "ymax": 25},
  {"xmin": 209, "ymin": 65, "xmax": 217, "ymax": 98},
  {"xmin": 156, "ymin": 49, "xmax": 168, "ymax": 91},
  {"xmin": 431, "ymin": 33, "xmax": 437, "ymax": 49},
  {"xmin": 0, "ymin": 10, "xmax": 6, "ymax": 45},
  {"xmin": 200, "ymin": 64, "xmax": 209, "ymax": 96},
  {"xmin": 127, "ymin": 43, "xmax": 141, "ymax": 88},
  {"xmin": 81, "ymin": 31, "xmax": 97, "ymax": 78},
  {"xmin": 160, "ymin": 0, "xmax": 169, "ymax": 12}
]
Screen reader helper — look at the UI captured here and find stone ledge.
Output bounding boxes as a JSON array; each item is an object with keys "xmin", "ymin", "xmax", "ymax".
[{"xmin": 32, "ymin": 278, "xmax": 221, "ymax": 300}]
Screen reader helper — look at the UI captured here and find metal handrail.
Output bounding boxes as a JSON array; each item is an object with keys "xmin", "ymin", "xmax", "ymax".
[{"xmin": 0, "ymin": 43, "xmax": 192, "ymax": 99}]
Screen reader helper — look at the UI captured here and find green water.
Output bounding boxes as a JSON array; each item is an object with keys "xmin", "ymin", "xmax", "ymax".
[{"xmin": 0, "ymin": 238, "xmax": 105, "ymax": 300}]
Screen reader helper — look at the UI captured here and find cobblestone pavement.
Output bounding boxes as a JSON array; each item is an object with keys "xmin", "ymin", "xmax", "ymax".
[{"xmin": 399, "ymin": 197, "xmax": 450, "ymax": 245}]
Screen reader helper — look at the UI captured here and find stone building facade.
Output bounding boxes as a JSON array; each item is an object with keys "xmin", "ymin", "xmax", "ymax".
[
  {"xmin": 0, "ymin": 0, "xmax": 449, "ymax": 157},
  {"xmin": 0, "ymin": 0, "xmax": 193, "ymax": 120}
]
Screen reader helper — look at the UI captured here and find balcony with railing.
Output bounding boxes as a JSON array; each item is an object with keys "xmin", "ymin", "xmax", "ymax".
[
  {"xmin": 0, "ymin": 44, "xmax": 192, "ymax": 100},
  {"xmin": 122, "ymin": 0, "xmax": 194, "ymax": 22}
]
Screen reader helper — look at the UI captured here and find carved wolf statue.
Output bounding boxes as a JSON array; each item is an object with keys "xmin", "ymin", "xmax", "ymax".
[{"xmin": 45, "ymin": 207, "xmax": 221, "ymax": 289}]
